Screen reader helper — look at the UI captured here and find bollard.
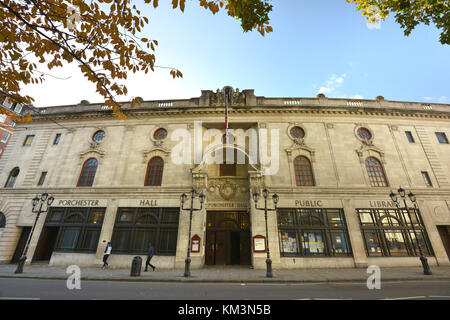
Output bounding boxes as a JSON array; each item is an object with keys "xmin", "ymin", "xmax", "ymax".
[{"xmin": 130, "ymin": 256, "xmax": 142, "ymax": 277}]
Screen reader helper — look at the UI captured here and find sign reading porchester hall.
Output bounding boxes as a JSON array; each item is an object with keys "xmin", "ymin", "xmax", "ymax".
[{"xmin": 0, "ymin": 87, "xmax": 449, "ymax": 270}]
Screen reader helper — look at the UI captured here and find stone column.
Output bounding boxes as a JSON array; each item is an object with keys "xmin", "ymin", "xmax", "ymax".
[
  {"xmin": 342, "ymin": 199, "xmax": 368, "ymax": 268},
  {"xmin": 95, "ymin": 200, "xmax": 118, "ymax": 265},
  {"xmin": 417, "ymin": 200, "xmax": 450, "ymax": 266}
]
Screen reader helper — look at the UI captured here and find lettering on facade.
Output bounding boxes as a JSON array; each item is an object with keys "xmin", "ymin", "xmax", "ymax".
[
  {"xmin": 295, "ymin": 200, "xmax": 323, "ymax": 207},
  {"xmin": 139, "ymin": 200, "xmax": 158, "ymax": 206},
  {"xmin": 369, "ymin": 200, "xmax": 396, "ymax": 208},
  {"xmin": 56, "ymin": 199, "xmax": 100, "ymax": 207},
  {"xmin": 207, "ymin": 202, "xmax": 248, "ymax": 209}
]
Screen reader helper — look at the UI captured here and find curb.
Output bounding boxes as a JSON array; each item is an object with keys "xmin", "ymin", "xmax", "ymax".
[{"xmin": 1, "ymin": 275, "xmax": 450, "ymax": 284}]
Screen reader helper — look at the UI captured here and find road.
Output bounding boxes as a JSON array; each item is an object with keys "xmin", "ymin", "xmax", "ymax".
[{"xmin": 0, "ymin": 278, "xmax": 449, "ymax": 300}]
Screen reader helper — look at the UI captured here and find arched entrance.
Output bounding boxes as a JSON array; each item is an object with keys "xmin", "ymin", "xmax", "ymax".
[
  {"xmin": 191, "ymin": 141, "xmax": 263, "ymax": 267},
  {"xmin": 205, "ymin": 211, "xmax": 251, "ymax": 265}
]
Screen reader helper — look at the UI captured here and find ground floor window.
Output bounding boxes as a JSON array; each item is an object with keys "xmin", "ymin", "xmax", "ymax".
[
  {"xmin": 111, "ymin": 207, "xmax": 179, "ymax": 255},
  {"xmin": 277, "ymin": 208, "xmax": 352, "ymax": 257},
  {"xmin": 45, "ymin": 207, "xmax": 105, "ymax": 252},
  {"xmin": 357, "ymin": 208, "xmax": 433, "ymax": 257}
]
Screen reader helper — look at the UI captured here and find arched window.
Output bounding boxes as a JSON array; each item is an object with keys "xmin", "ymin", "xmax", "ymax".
[
  {"xmin": 145, "ymin": 157, "xmax": 164, "ymax": 186},
  {"xmin": 0, "ymin": 212, "xmax": 6, "ymax": 228},
  {"xmin": 294, "ymin": 156, "xmax": 315, "ymax": 186},
  {"xmin": 77, "ymin": 158, "xmax": 98, "ymax": 187},
  {"xmin": 4, "ymin": 167, "xmax": 19, "ymax": 188},
  {"xmin": 365, "ymin": 157, "xmax": 388, "ymax": 187}
]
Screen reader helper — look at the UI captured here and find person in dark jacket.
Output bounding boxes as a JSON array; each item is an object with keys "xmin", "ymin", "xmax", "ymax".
[
  {"xmin": 145, "ymin": 242, "xmax": 156, "ymax": 272},
  {"xmin": 102, "ymin": 242, "xmax": 112, "ymax": 269}
]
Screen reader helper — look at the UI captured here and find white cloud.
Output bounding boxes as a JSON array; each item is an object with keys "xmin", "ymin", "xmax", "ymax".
[
  {"xmin": 423, "ymin": 97, "xmax": 433, "ymax": 101},
  {"xmin": 438, "ymin": 96, "xmax": 448, "ymax": 103},
  {"xmin": 317, "ymin": 74, "xmax": 347, "ymax": 96},
  {"xmin": 351, "ymin": 94, "xmax": 364, "ymax": 99}
]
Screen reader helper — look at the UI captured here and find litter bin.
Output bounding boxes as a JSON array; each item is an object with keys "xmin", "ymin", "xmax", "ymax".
[{"xmin": 130, "ymin": 256, "xmax": 142, "ymax": 277}]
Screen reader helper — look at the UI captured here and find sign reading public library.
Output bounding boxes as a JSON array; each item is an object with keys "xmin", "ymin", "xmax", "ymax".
[
  {"xmin": 354, "ymin": 199, "xmax": 397, "ymax": 208},
  {"xmin": 277, "ymin": 199, "xmax": 341, "ymax": 208}
]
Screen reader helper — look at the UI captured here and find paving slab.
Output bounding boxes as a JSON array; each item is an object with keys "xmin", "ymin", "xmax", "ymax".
[{"xmin": 1, "ymin": 264, "xmax": 450, "ymax": 283}]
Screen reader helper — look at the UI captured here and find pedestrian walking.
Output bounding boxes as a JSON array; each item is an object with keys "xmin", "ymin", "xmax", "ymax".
[
  {"xmin": 102, "ymin": 242, "xmax": 112, "ymax": 269},
  {"xmin": 145, "ymin": 242, "xmax": 156, "ymax": 272}
]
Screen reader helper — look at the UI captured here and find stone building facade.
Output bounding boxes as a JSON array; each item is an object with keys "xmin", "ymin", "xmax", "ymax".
[{"xmin": 0, "ymin": 88, "xmax": 449, "ymax": 270}]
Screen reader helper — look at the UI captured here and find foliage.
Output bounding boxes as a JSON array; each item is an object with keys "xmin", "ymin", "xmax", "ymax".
[
  {"xmin": 348, "ymin": 0, "xmax": 449, "ymax": 45},
  {"xmin": 0, "ymin": 0, "xmax": 273, "ymax": 121}
]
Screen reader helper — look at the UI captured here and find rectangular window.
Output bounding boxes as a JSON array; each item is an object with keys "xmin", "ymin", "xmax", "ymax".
[
  {"xmin": 277, "ymin": 208, "xmax": 352, "ymax": 257},
  {"xmin": 436, "ymin": 132, "xmax": 449, "ymax": 144},
  {"xmin": 37, "ymin": 171, "xmax": 47, "ymax": 186},
  {"xmin": 357, "ymin": 208, "xmax": 433, "ymax": 257},
  {"xmin": 46, "ymin": 207, "xmax": 106, "ymax": 253},
  {"xmin": 23, "ymin": 134, "xmax": 35, "ymax": 146},
  {"xmin": 0, "ymin": 114, "xmax": 6, "ymax": 123},
  {"xmin": 9, "ymin": 120, "xmax": 15, "ymax": 127},
  {"xmin": 111, "ymin": 207, "xmax": 180, "ymax": 255},
  {"xmin": 405, "ymin": 131, "xmax": 415, "ymax": 143},
  {"xmin": 1, "ymin": 132, "xmax": 9, "ymax": 143},
  {"xmin": 53, "ymin": 133, "xmax": 61, "ymax": 145},
  {"xmin": 421, "ymin": 171, "xmax": 433, "ymax": 187}
]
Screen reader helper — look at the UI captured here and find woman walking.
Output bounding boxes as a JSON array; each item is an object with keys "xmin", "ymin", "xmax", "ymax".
[{"xmin": 102, "ymin": 242, "xmax": 112, "ymax": 269}]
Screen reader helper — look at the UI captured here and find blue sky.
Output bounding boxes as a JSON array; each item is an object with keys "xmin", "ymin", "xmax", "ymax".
[{"xmin": 24, "ymin": 0, "xmax": 450, "ymax": 107}]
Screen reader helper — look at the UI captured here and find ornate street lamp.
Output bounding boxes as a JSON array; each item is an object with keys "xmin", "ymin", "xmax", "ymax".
[
  {"xmin": 253, "ymin": 188, "xmax": 278, "ymax": 278},
  {"xmin": 180, "ymin": 188, "xmax": 205, "ymax": 277},
  {"xmin": 15, "ymin": 192, "xmax": 54, "ymax": 274},
  {"xmin": 389, "ymin": 187, "xmax": 432, "ymax": 275}
]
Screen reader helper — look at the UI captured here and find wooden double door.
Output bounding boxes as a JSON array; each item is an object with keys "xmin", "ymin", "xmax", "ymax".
[{"xmin": 205, "ymin": 211, "xmax": 251, "ymax": 266}]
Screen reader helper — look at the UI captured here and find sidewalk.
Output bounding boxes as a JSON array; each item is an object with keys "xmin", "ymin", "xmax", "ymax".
[{"xmin": 1, "ymin": 264, "xmax": 450, "ymax": 283}]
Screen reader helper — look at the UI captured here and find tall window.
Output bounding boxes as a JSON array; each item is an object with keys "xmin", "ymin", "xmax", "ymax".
[
  {"xmin": 277, "ymin": 208, "xmax": 352, "ymax": 257},
  {"xmin": 46, "ymin": 207, "xmax": 105, "ymax": 252},
  {"xmin": 38, "ymin": 172, "xmax": 47, "ymax": 186},
  {"xmin": 145, "ymin": 157, "xmax": 164, "ymax": 186},
  {"xmin": 435, "ymin": 132, "xmax": 449, "ymax": 144},
  {"xmin": 5, "ymin": 167, "xmax": 20, "ymax": 188},
  {"xmin": 0, "ymin": 212, "xmax": 5, "ymax": 228},
  {"xmin": 112, "ymin": 207, "xmax": 179, "ymax": 255},
  {"xmin": 358, "ymin": 208, "xmax": 433, "ymax": 257},
  {"xmin": 294, "ymin": 156, "xmax": 315, "ymax": 186},
  {"xmin": 77, "ymin": 158, "xmax": 98, "ymax": 187},
  {"xmin": 1, "ymin": 132, "xmax": 9, "ymax": 143},
  {"xmin": 53, "ymin": 133, "xmax": 61, "ymax": 145},
  {"xmin": 405, "ymin": 131, "xmax": 415, "ymax": 143},
  {"xmin": 365, "ymin": 157, "xmax": 388, "ymax": 187},
  {"xmin": 23, "ymin": 135, "xmax": 34, "ymax": 146},
  {"xmin": 421, "ymin": 171, "xmax": 433, "ymax": 187}
]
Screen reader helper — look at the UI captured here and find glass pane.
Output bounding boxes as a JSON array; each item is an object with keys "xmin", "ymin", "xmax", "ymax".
[
  {"xmin": 302, "ymin": 231, "xmax": 326, "ymax": 255},
  {"xmin": 80, "ymin": 229, "xmax": 100, "ymax": 250},
  {"xmin": 363, "ymin": 231, "xmax": 383, "ymax": 256},
  {"xmin": 112, "ymin": 229, "xmax": 131, "ymax": 251},
  {"xmin": 117, "ymin": 208, "xmax": 135, "ymax": 223},
  {"xmin": 65, "ymin": 213, "xmax": 84, "ymax": 223},
  {"xmin": 384, "ymin": 231, "xmax": 408, "ymax": 256},
  {"xmin": 59, "ymin": 228, "xmax": 80, "ymax": 249},
  {"xmin": 330, "ymin": 231, "xmax": 349, "ymax": 255},
  {"xmin": 279, "ymin": 231, "xmax": 298, "ymax": 255},
  {"xmin": 136, "ymin": 214, "xmax": 158, "ymax": 225},
  {"xmin": 161, "ymin": 208, "xmax": 179, "ymax": 224},
  {"xmin": 47, "ymin": 209, "xmax": 64, "ymax": 222},
  {"xmin": 133, "ymin": 229, "xmax": 157, "ymax": 252},
  {"xmin": 159, "ymin": 229, "xmax": 178, "ymax": 254},
  {"xmin": 88, "ymin": 209, "xmax": 105, "ymax": 224},
  {"xmin": 408, "ymin": 231, "xmax": 431, "ymax": 256},
  {"xmin": 277, "ymin": 210, "xmax": 296, "ymax": 226},
  {"xmin": 327, "ymin": 210, "xmax": 344, "ymax": 226}
]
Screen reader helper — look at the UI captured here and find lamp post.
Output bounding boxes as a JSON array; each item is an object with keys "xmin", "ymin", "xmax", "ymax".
[
  {"xmin": 15, "ymin": 192, "xmax": 54, "ymax": 274},
  {"xmin": 252, "ymin": 188, "xmax": 279, "ymax": 278},
  {"xmin": 180, "ymin": 188, "xmax": 205, "ymax": 277},
  {"xmin": 389, "ymin": 187, "xmax": 432, "ymax": 275}
]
